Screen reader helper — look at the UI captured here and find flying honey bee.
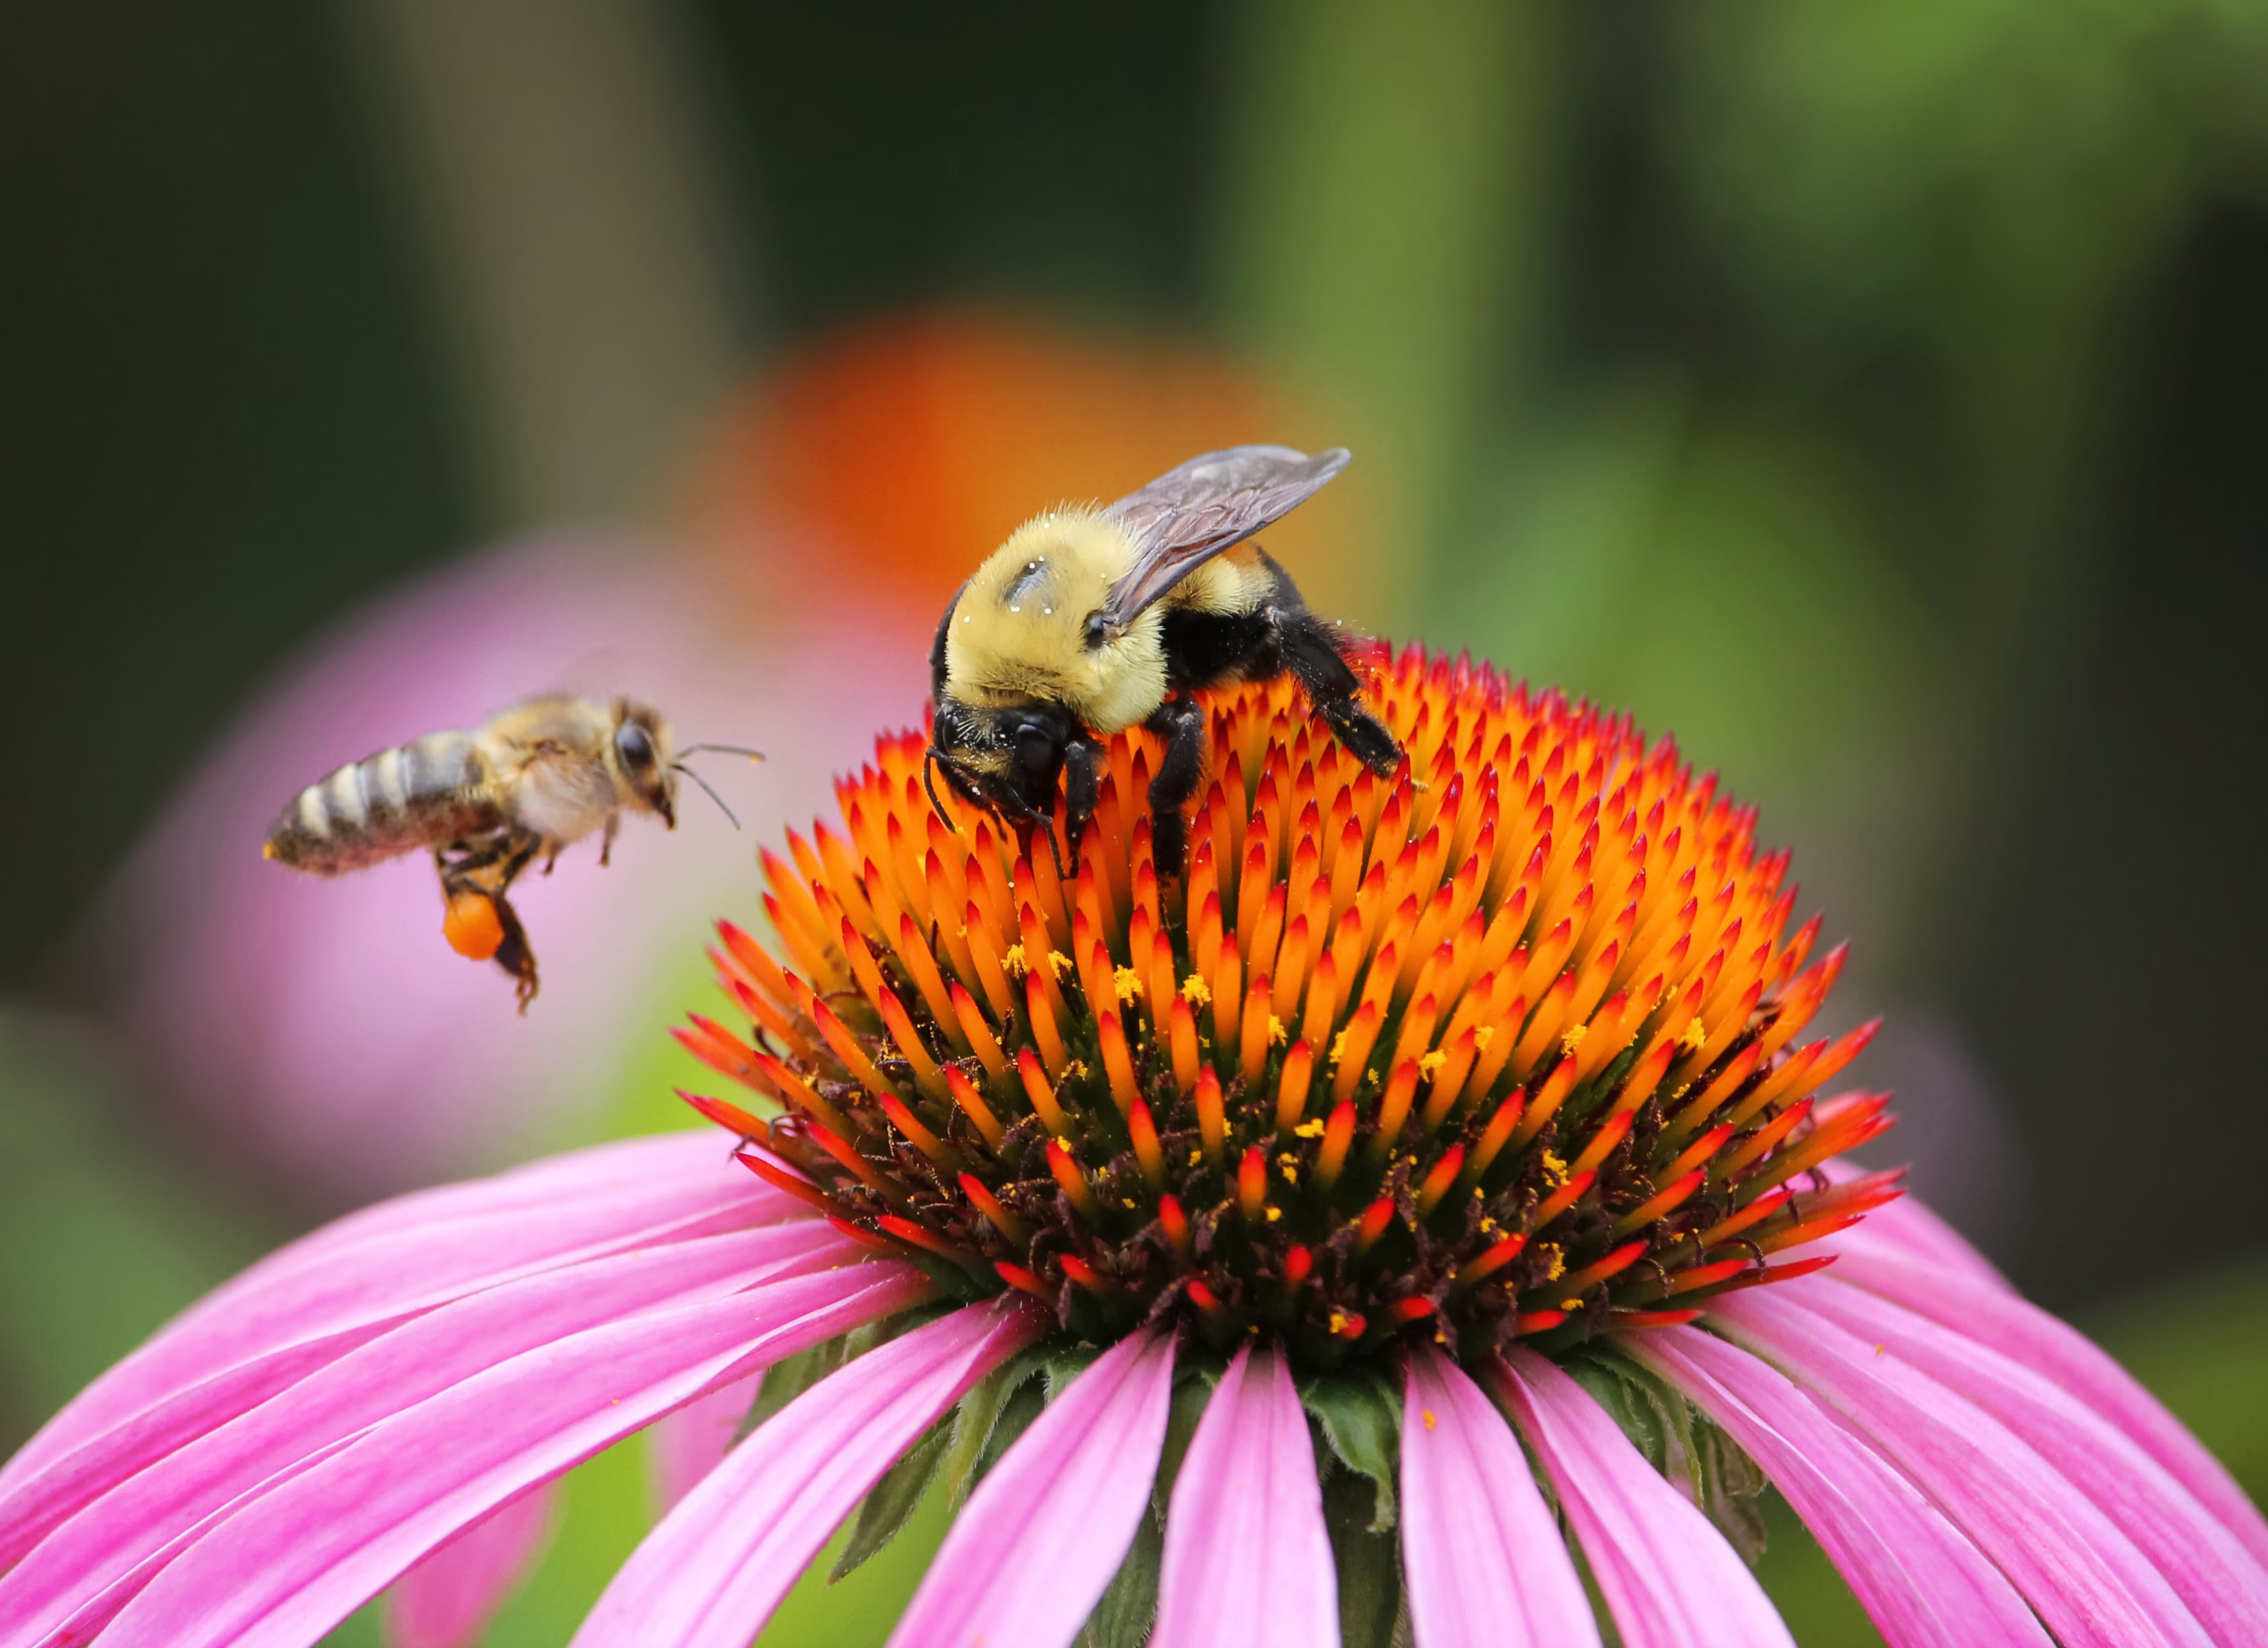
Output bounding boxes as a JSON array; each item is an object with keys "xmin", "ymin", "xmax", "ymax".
[
  {"xmin": 927, "ymin": 444, "xmax": 1404, "ymax": 871},
  {"xmin": 263, "ymin": 695, "xmax": 756, "ymax": 1010}
]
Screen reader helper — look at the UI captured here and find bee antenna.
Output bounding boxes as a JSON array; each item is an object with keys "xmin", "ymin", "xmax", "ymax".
[
  {"xmin": 921, "ymin": 747, "xmax": 964, "ymax": 835},
  {"xmin": 677, "ymin": 743, "xmax": 765, "ymax": 762},
  {"xmin": 671, "ymin": 762, "xmax": 743, "ymax": 830}
]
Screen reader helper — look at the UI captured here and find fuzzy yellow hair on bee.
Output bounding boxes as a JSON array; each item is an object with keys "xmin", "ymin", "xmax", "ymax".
[{"xmin": 928, "ymin": 444, "xmax": 1403, "ymax": 873}]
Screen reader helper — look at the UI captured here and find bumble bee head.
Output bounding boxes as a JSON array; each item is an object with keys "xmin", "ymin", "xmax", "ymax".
[
  {"xmin": 927, "ymin": 697, "xmax": 1076, "ymax": 833},
  {"xmin": 608, "ymin": 699, "xmax": 677, "ymax": 828}
]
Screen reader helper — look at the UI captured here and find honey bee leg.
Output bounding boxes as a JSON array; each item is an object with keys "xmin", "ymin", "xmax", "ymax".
[
  {"xmin": 1271, "ymin": 607, "xmax": 1405, "ymax": 777},
  {"xmin": 1062, "ymin": 734, "xmax": 1102, "ymax": 866},
  {"xmin": 1141, "ymin": 696, "xmax": 1207, "ymax": 875},
  {"xmin": 490, "ymin": 890, "xmax": 541, "ymax": 1012}
]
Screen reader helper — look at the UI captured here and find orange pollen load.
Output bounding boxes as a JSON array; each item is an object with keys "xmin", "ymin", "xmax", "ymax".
[{"xmin": 684, "ymin": 648, "xmax": 1903, "ymax": 1369}]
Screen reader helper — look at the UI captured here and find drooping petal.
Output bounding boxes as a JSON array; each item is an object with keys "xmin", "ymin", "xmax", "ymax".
[
  {"xmin": 0, "ymin": 1223, "xmax": 853, "ymax": 1647},
  {"xmin": 1628, "ymin": 1327, "xmax": 2050, "ymax": 1648},
  {"xmin": 96, "ymin": 1262, "xmax": 930, "ymax": 1648},
  {"xmin": 644, "ymin": 1373, "xmax": 760, "ymax": 1515},
  {"xmin": 1152, "ymin": 1344, "xmax": 1336, "ymax": 1648},
  {"xmin": 887, "ymin": 1327, "xmax": 1176, "ymax": 1648},
  {"xmin": 0, "ymin": 1132, "xmax": 783, "ymax": 1503},
  {"xmin": 574, "ymin": 1297, "xmax": 1045, "ymax": 1648},
  {"xmin": 1400, "ymin": 1348, "xmax": 1599, "ymax": 1648},
  {"xmin": 1713, "ymin": 1288, "xmax": 2212, "ymax": 1648},
  {"xmin": 1490, "ymin": 1348, "xmax": 1795, "ymax": 1648},
  {"xmin": 380, "ymin": 1484, "xmax": 559, "ymax": 1648},
  {"xmin": 1795, "ymin": 1278, "xmax": 2268, "ymax": 1645},
  {"xmin": 1826, "ymin": 1244, "xmax": 2268, "ymax": 1567}
]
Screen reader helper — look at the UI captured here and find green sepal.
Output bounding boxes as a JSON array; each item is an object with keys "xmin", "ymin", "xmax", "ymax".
[
  {"xmin": 1300, "ymin": 1365, "xmax": 1401, "ymax": 1532},
  {"xmin": 941, "ymin": 1347, "xmax": 1048, "ymax": 1509},
  {"xmin": 830, "ymin": 1416, "xmax": 951, "ymax": 1581},
  {"xmin": 1323, "ymin": 1462, "xmax": 1403, "ymax": 1648},
  {"xmin": 735, "ymin": 1337, "xmax": 851, "ymax": 1444},
  {"xmin": 1075, "ymin": 1505, "xmax": 1163, "ymax": 1648},
  {"xmin": 975, "ymin": 1375, "xmax": 1047, "ymax": 1484},
  {"xmin": 1563, "ymin": 1342, "xmax": 1769, "ymax": 1563}
]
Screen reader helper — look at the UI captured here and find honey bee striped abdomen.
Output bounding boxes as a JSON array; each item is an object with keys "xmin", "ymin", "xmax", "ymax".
[{"xmin": 263, "ymin": 730, "xmax": 502, "ymax": 877}]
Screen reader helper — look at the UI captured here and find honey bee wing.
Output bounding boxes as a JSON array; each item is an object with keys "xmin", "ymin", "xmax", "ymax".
[{"xmin": 1097, "ymin": 444, "xmax": 1350, "ymax": 632}]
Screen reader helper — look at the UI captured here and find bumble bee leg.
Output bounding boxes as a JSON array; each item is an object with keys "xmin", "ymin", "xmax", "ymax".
[
  {"xmin": 1062, "ymin": 734, "xmax": 1102, "ymax": 866},
  {"xmin": 1142, "ymin": 696, "xmax": 1207, "ymax": 874},
  {"xmin": 599, "ymin": 813, "xmax": 618, "ymax": 868},
  {"xmin": 1272, "ymin": 608, "xmax": 1404, "ymax": 777}
]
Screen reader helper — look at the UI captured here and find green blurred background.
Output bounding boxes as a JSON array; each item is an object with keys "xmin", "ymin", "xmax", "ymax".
[{"xmin": 4, "ymin": 3, "xmax": 2266, "ymax": 1643}]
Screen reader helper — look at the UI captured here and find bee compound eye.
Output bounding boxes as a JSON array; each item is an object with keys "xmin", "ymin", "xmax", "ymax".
[
  {"xmin": 1013, "ymin": 722, "xmax": 1057, "ymax": 776},
  {"xmin": 1083, "ymin": 612, "xmax": 1109, "ymax": 650},
  {"xmin": 614, "ymin": 720, "xmax": 656, "ymax": 770}
]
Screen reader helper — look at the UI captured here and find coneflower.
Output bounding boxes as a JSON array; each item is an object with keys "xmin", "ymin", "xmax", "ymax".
[{"xmin": 5, "ymin": 650, "xmax": 2261, "ymax": 1648}]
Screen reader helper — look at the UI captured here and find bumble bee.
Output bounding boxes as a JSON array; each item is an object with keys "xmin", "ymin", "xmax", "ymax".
[
  {"xmin": 263, "ymin": 695, "xmax": 754, "ymax": 1010},
  {"xmin": 927, "ymin": 444, "xmax": 1403, "ymax": 871}
]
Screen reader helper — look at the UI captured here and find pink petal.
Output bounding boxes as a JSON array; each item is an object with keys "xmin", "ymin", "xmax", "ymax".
[
  {"xmin": 1826, "ymin": 1243, "xmax": 2268, "ymax": 1567},
  {"xmin": 888, "ymin": 1327, "xmax": 1177, "ymax": 1648},
  {"xmin": 381, "ymin": 1484, "xmax": 559, "ymax": 1648},
  {"xmin": 1712, "ymin": 1288, "xmax": 2213, "ymax": 1648},
  {"xmin": 1399, "ymin": 1348, "xmax": 1599, "ymax": 1648},
  {"xmin": 0, "ymin": 1223, "xmax": 852, "ymax": 1647},
  {"xmin": 1627, "ymin": 1327, "xmax": 2050, "ymax": 1648},
  {"xmin": 1151, "ymin": 1344, "xmax": 1336, "ymax": 1648},
  {"xmin": 572, "ymin": 1297, "xmax": 1046, "ymax": 1648},
  {"xmin": 96, "ymin": 1262, "xmax": 930, "ymax": 1648},
  {"xmin": 644, "ymin": 1373, "xmax": 760, "ymax": 1516},
  {"xmin": 0, "ymin": 1178, "xmax": 798, "ymax": 1577},
  {"xmin": 1490, "ymin": 1348, "xmax": 1794, "ymax": 1648},
  {"xmin": 1794, "ymin": 1278, "xmax": 2268, "ymax": 1645},
  {"xmin": 0, "ymin": 1132, "xmax": 779, "ymax": 1504}
]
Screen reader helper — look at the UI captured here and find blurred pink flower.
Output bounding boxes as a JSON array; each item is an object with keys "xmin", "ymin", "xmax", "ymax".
[{"xmin": 84, "ymin": 535, "xmax": 927, "ymax": 1201}]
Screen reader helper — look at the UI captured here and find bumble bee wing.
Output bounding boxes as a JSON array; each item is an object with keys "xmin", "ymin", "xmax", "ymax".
[{"xmin": 1097, "ymin": 444, "xmax": 1349, "ymax": 632}]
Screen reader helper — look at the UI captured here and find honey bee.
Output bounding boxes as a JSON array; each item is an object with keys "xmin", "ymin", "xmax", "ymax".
[
  {"xmin": 263, "ymin": 695, "xmax": 754, "ymax": 1009},
  {"xmin": 927, "ymin": 444, "xmax": 1403, "ymax": 871}
]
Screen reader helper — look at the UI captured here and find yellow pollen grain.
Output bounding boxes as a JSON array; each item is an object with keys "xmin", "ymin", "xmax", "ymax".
[
  {"xmin": 1479, "ymin": 1216, "xmax": 1498, "ymax": 1234},
  {"xmin": 956, "ymin": 923, "xmax": 967, "ymax": 940},
  {"xmin": 1329, "ymin": 1310, "xmax": 1349, "ymax": 1333},
  {"xmin": 1122, "ymin": 1198, "xmax": 1137, "ymax": 1209},
  {"xmin": 1560, "ymin": 1298, "xmax": 1584, "ymax": 1311},
  {"xmin": 1545, "ymin": 1250, "xmax": 1566, "ymax": 1282},
  {"xmin": 1329, "ymin": 1030, "xmax": 1350, "ymax": 1066},
  {"xmin": 1181, "ymin": 973, "xmax": 1213, "ymax": 1006},
  {"xmin": 1560, "ymin": 1024, "xmax": 1588, "ymax": 1057},
  {"xmin": 1418, "ymin": 1049, "xmax": 1448, "ymax": 1078},
  {"xmin": 1294, "ymin": 1119, "xmax": 1326, "ymax": 1140},
  {"xmin": 1062, "ymin": 1060, "xmax": 1090, "ymax": 1080},
  {"xmin": 1050, "ymin": 951, "xmax": 1074, "ymax": 978},
  {"xmin": 1679, "ymin": 1017, "xmax": 1708, "ymax": 1052},
  {"xmin": 1269, "ymin": 1015, "xmax": 1288, "ymax": 1045},
  {"xmin": 1265, "ymin": 1206, "xmax": 1281, "ymax": 1222},
  {"xmin": 1472, "ymin": 1026, "xmax": 1495, "ymax": 1051},
  {"xmin": 1189, "ymin": 1148, "xmax": 1204, "ymax": 1165},
  {"xmin": 1003, "ymin": 943, "xmax": 1028, "ymax": 977},
  {"xmin": 1422, "ymin": 1408, "xmax": 1436, "ymax": 1431},
  {"xmin": 1541, "ymin": 1148, "xmax": 1568, "ymax": 1185},
  {"xmin": 1056, "ymin": 1135, "xmax": 1075, "ymax": 1153},
  {"xmin": 1670, "ymin": 1082, "xmax": 1692, "ymax": 1101},
  {"xmin": 1277, "ymin": 1156, "xmax": 1300, "ymax": 1186},
  {"xmin": 1114, "ymin": 967, "xmax": 1143, "ymax": 1004}
]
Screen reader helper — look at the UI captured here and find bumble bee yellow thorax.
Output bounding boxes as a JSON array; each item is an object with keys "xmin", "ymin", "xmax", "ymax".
[{"xmin": 945, "ymin": 508, "xmax": 1170, "ymax": 734}]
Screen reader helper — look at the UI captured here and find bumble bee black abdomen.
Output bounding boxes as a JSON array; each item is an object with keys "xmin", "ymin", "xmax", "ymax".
[{"xmin": 264, "ymin": 730, "xmax": 502, "ymax": 877}]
